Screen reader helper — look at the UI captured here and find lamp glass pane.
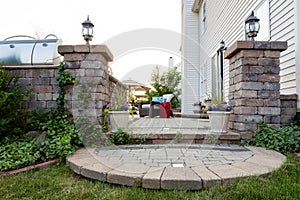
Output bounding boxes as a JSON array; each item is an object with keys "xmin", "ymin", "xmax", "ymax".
[
  {"xmin": 245, "ymin": 23, "xmax": 250, "ymax": 33},
  {"xmin": 249, "ymin": 21, "xmax": 256, "ymax": 32}
]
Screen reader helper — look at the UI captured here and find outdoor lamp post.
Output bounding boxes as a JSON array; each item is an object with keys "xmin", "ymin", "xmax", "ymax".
[
  {"xmin": 245, "ymin": 11, "xmax": 260, "ymax": 41},
  {"xmin": 82, "ymin": 15, "xmax": 94, "ymax": 44}
]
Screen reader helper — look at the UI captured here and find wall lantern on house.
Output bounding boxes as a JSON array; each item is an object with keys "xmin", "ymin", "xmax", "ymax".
[
  {"xmin": 82, "ymin": 15, "xmax": 94, "ymax": 44},
  {"xmin": 245, "ymin": 11, "xmax": 260, "ymax": 41}
]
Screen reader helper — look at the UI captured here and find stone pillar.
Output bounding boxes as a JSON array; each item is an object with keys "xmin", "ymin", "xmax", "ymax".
[
  {"xmin": 58, "ymin": 45, "xmax": 113, "ymax": 118},
  {"xmin": 224, "ymin": 41, "xmax": 287, "ymax": 138}
]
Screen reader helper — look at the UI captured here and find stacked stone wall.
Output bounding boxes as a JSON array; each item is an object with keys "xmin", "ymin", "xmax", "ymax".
[
  {"xmin": 3, "ymin": 66, "xmax": 59, "ymax": 111},
  {"xmin": 3, "ymin": 44, "xmax": 126, "ymax": 122}
]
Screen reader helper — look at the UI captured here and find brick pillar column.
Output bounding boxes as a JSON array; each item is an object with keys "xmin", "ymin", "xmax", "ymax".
[
  {"xmin": 224, "ymin": 41, "xmax": 287, "ymax": 138},
  {"xmin": 58, "ymin": 45, "xmax": 113, "ymax": 118}
]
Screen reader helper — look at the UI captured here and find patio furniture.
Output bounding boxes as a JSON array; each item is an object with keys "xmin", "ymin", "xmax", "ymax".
[
  {"xmin": 139, "ymin": 102, "xmax": 150, "ymax": 117},
  {"xmin": 139, "ymin": 94, "xmax": 174, "ymax": 118}
]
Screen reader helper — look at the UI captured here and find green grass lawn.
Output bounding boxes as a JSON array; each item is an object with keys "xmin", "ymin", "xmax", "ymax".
[{"xmin": 0, "ymin": 155, "xmax": 299, "ymax": 200}]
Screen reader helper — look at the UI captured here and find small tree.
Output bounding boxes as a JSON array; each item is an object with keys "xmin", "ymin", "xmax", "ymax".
[{"xmin": 147, "ymin": 66, "xmax": 181, "ymax": 108}]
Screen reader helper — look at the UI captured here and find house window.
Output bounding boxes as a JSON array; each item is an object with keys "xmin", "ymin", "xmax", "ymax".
[{"xmin": 200, "ymin": 1, "xmax": 207, "ymax": 34}]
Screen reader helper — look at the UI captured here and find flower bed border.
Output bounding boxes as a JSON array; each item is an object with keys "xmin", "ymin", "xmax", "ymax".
[{"xmin": 0, "ymin": 159, "xmax": 59, "ymax": 177}]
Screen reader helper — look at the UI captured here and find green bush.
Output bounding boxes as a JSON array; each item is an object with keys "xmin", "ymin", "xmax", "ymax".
[
  {"xmin": 245, "ymin": 122, "xmax": 300, "ymax": 155},
  {"xmin": 0, "ymin": 69, "xmax": 31, "ymax": 139},
  {"xmin": 0, "ymin": 63, "xmax": 81, "ymax": 171}
]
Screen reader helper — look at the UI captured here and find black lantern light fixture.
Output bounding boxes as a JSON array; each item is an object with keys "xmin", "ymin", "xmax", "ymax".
[
  {"xmin": 82, "ymin": 15, "xmax": 94, "ymax": 44},
  {"xmin": 219, "ymin": 40, "xmax": 227, "ymax": 51},
  {"xmin": 245, "ymin": 11, "xmax": 260, "ymax": 41}
]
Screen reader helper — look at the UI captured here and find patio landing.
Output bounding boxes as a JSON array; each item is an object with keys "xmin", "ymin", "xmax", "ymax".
[
  {"xmin": 67, "ymin": 117, "xmax": 286, "ymax": 190},
  {"xmin": 67, "ymin": 145, "xmax": 286, "ymax": 190}
]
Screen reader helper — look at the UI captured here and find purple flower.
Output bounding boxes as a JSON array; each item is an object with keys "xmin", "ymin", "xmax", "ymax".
[
  {"xmin": 193, "ymin": 101, "xmax": 202, "ymax": 106},
  {"xmin": 208, "ymin": 102, "xmax": 232, "ymax": 112},
  {"xmin": 120, "ymin": 105, "xmax": 129, "ymax": 111}
]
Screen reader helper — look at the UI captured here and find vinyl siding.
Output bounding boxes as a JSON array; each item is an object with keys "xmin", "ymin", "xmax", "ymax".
[
  {"xmin": 181, "ymin": 0, "xmax": 201, "ymax": 113},
  {"xmin": 182, "ymin": 0, "xmax": 298, "ymax": 110},
  {"xmin": 270, "ymin": 0, "xmax": 296, "ymax": 94},
  {"xmin": 199, "ymin": 0, "xmax": 257, "ymax": 100}
]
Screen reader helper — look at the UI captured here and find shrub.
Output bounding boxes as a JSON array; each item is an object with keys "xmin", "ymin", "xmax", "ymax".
[
  {"xmin": 0, "ymin": 69, "xmax": 31, "ymax": 139},
  {"xmin": 245, "ymin": 122, "xmax": 300, "ymax": 155}
]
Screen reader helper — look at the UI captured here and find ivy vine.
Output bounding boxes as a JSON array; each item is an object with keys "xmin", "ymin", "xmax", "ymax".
[{"xmin": 56, "ymin": 62, "xmax": 75, "ymax": 114}]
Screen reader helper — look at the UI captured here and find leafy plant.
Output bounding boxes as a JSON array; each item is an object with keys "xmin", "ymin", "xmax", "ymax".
[
  {"xmin": 175, "ymin": 131, "xmax": 182, "ymax": 143},
  {"xmin": 245, "ymin": 122, "xmax": 300, "ymax": 155},
  {"xmin": 108, "ymin": 128, "xmax": 132, "ymax": 145},
  {"xmin": 38, "ymin": 111, "xmax": 82, "ymax": 160},
  {"xmin": 0, "ymin": 137, "xmax": 40, "ymax": 171},
  {"xmin": 108, "ymin": 128, "xmax": 146, "ymax": 145}
]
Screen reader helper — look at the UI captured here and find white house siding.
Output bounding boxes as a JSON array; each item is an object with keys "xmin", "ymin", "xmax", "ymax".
[
  {"xmin": 181, "ymin": 0, "xmax": 201, "ymax": 113},
  {"xmin": 270, "ymin": 0, "xmax": 297, "ymax": 94},
  {"xmin": 198, "ymin": 0, "xmax": 258, "ymax": 101},
  {"xmin": 296, "ymin": 0, "xmax": 300, "ymax": 107},
  {"xmin": 182, "ymin": 0, "xmax": 299, "ymax": 112}
]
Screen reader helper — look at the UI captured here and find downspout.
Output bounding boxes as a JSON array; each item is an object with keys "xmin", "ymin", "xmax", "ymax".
[{"xmin": 217, "ymin": 40, "xmax": 227, "ymax": 98}]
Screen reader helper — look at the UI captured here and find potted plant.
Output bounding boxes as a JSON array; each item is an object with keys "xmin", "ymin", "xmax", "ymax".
[
  {"xmin": 104, "ymin": 90, "xmax": 131, "ymax": 132},
  {"xmin": 193, "ymin": 98, "xmax": 211, "ymax": 114},
  {"xmin": 206, "ymin": 98, "xmax": 233, "ymax": 133},
  {"xmin": 193, "ymin": 101, "xmax": 206, "ymax": 114}
]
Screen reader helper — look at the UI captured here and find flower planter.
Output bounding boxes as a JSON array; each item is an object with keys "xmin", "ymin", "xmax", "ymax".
[
  {"xmin": 193, "ymin": 105, "xmax": 206, "ymax": 114},
  {"xmin": 109, "ymin": 111, "xmax": 129, "ymax": 132},
  {"xmin": 207, "ymin": 111, "xmax": 231, "ymax": 133}
]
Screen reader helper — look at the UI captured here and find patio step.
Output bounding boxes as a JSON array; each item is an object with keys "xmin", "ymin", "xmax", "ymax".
[
  {"xmin": 125, "ymin": 117, "xmax": 241, "ymax": 145},
  {"xmin": 130, "ymin": 130, "xmax": 241, "ymax": 145}
]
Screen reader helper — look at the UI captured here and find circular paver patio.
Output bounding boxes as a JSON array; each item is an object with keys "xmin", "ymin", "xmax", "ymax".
[{"xmin": 67, "ymin": 144, "xmax": 286, "ymax": 190}]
